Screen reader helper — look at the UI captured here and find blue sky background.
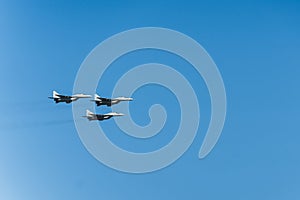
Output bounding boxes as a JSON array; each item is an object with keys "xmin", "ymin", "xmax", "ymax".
[{"xmin": 0, "ymin": 0, "xmax": 300, "ymax": 199}]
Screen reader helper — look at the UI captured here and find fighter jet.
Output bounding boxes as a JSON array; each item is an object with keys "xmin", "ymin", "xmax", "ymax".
[
  {"xmin": 82, "ymin": 110, "xmax": 124, "ymax": 121},
  {"xmin": 92, "ymin": 94, "xmax": 133, "ymax": 107},
  {"xmin": 48, "ymin": 91, "xmax": 91, "ymax": 104}
]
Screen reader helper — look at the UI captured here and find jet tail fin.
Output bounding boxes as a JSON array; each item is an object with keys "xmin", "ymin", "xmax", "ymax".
[
  {"xmin": 94, "ymin": 94, "xmax": 101, "ymax": 100},
  {"xmin": 53, "ymin": 90, "xmax": 59, "ymax": 97},
  {"xmin": 49, "ymin": 90, "xmax": 59, "ymax": 99},
  {"xmin": 86, "ymin": 109, "xmax": 94, "ymax": 116}
]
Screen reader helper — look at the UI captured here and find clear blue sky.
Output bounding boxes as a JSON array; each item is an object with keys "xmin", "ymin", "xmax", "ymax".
[{"xmin": 1, "ymin": 0, "xmax": 300, "ymax": 199}]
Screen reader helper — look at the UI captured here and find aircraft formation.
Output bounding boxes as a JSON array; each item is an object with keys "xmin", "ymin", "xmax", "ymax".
[{"xmin": 49, "ymin": 90, "xmax": 132, "ymax": 121}]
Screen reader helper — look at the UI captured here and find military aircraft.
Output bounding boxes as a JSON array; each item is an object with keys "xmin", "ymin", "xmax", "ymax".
[
  {"xmin": 92, "ymin": 94, "xmax": 133, "ymax": 107},
  {"xmin": 48, "ymin": 91, "xmax": 91, "ymax": 104},
  {"xmin": 82, "ymin": 109, "xmax": 124, "ymax": 121}
]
